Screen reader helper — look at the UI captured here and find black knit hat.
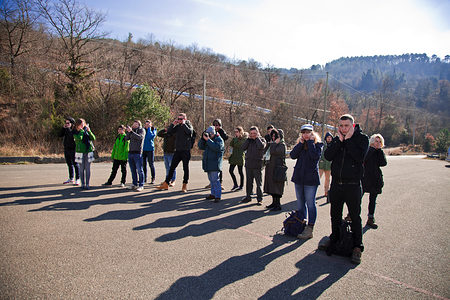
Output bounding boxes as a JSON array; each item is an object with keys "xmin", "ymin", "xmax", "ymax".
[{"xmin": 66, "ymin": 117, "xmax": 75, "ymax": 124}]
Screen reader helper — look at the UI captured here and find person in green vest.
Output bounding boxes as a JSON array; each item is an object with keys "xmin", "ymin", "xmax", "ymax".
[
  {"xmin": 228, "ymin": 126, "xmax": 247, "ymax": 191},
  {"xmin": 103, "ymin": 125, "xmax": 130, "ymax": 187},
  {"xmin": 73, "ymin": 118, "xmax": 96, "ymax": 189}
]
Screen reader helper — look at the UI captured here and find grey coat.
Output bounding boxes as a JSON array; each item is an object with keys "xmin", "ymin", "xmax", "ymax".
[
  {"xmin": 242, "ymin": 136, "xmax": 267, "ymax": 169},
  {"xmin": 263, "ymin": 141, "xmax": 287, "ymax": 196},
  {"xmin": 125, "ymin": 126, "xmax": 145, "ymax": 154}
]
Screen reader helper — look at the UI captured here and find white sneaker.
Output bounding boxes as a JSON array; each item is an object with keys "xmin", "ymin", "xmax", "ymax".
[
  {"xmin": 74, "ymin": 179, "xmax": 81, "ymax": 186},
  {"xmin": 127, "ymin": 185, "xmax": 137, "ymax": 190},
  {"xmin": 120, "ymin": 183, "xmax": 126, "ymax": 188},
  {"xmin": 135, "ymin": 186, "xmax": 144, "ymax": 192},
  {"xmin": 63, "ymin": 179, "xmax": 73, "ymax": 184}
]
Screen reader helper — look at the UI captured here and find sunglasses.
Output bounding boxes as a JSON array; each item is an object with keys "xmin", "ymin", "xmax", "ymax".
[
  {"xmin": 177, "ymin": 118, "xmax": 184, "ymax": 121},
  {"xmin": 65, "ymin": 122, "xmax": 71, "ymax": 124}
]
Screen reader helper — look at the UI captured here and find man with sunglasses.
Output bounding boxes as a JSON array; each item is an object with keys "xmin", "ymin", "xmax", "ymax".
[{"xmin": 157, "ymin": 113, "xmax": 194, "ymax": 193}]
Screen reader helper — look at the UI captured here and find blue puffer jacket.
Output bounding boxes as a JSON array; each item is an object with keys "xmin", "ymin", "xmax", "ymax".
[
  {"xmin": 290, "ymin": 140, "xmax": 323, "ymax": 186},
  {"xmin": 143, "ymin": 127, "xmax": 157, "ymax": 151},
  {"xmin": 198, "ymin": 134, "xmax": 224, "ymax": 172}
]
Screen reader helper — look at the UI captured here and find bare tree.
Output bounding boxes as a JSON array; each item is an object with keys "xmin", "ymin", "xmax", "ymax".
[
  {"xmin": 0, "ymin": 0, "xmax": 40, "ymax": 75},
  {"xmin": 36, "ymin": 0, "xmax": 106, "ymax": 89}
]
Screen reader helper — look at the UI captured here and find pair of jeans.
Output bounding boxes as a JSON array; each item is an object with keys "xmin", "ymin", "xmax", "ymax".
[
  {"xmin": 166, "ymin": 150, "xmax": 190, "ymax": 184},
  {"xmin": 107, "ymin": 159, "xmax": 127, "ymax": 184},
  {"xmin": 79, "ymin": 153, "xmax": 91, "ymax": 187},
  {"xmin": 164, "ymin": 153, "xmax": 176, "ymax": 182},
  {"xmin": 229, "ymin": 164, "xmax": 244, "ymax": 187},
  {"xmin": 368, "ymin": 192, "xmax": 378, "ymax": 216},
  {"xmin": 142, "ymin": 150, "xmax": 155, "ymax": 182},
  {"xmin": 64, "ymin": 149, "xmax": 79, "ymax": 180},
  {"xmin": 294, "ymin": 184, "xmax": 318, "ymax": 224},
  {"xmin": 245, "ymin": 167, "xmax": 263, "ymax": 200},
  {"xmin": 329, "ymin": 182, "xmax": 364, "ymax": 251},
  {"xmin": 207, "ymin": 171, "xmax": 221, "ymax": 198},
  {"xmin": 128, "ymin": 153, "xmax": 144, "ymax": 187}
]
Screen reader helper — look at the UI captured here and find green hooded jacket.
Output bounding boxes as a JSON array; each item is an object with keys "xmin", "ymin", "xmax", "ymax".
[
  {"xmin": 73, "ymin": 129, "xmax": 96, "ymax": 153},
  {"xmin": 111, "ymin": 134, "xmax": 129, "ymax": 161}
]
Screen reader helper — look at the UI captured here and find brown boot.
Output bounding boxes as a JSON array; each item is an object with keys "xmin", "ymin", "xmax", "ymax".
[
  {"xmin": 157, "ymin": 182, "xmax": 169, "ymax": 190},
  {"xmin": 181, "ymin": 183, "xmax": 187, "ymax": 193}
]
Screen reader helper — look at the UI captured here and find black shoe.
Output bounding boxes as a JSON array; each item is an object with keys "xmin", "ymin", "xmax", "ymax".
[
  {"xmin": 270, "ymin": 205, "xmax": 281, "ymax": 211},
  {"xmin": 214, "ymin": 198, "xmax": 220, "ymax": 203},
  {"xmin": 102, "ymin": 182, "xmax": 112, "ymax": 187},
  {"xmin": 231, "ymin": 185, "xmax": 239, "ymax": 191},
  {"xmin": 256, "ymin": 200, "xmax": 262, "ymax": 206},
  {"xmin": 237, "ymin": 186, "xmax": 243, "ymax": 190},
  {"xmin": 266, "ymin": 202, "xmax": 275, "ymax": 209},
  {"xmin": 206, "ymin": 194, "xmax": 215, "ymax": 200},
  {"xmin": 241, "ymin": 196, "xmax": 251, "ymax": 203}
]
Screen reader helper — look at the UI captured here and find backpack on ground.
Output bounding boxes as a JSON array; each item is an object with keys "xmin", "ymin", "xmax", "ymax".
[
  {"xmin": 333, "ymin": 220, "xmax": 354, "ymax": 257},
  {"xmin": 282, "ymin": 210, "xmax": 306, "ymax": 237}
]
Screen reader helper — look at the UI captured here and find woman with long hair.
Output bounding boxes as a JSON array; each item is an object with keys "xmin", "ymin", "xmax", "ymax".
[
  {"xmin": 290, "ymin": 124, "xmax": 323, "ymax": 239},
  {"xmin": 362, "ymin": 134, "xmax": 387, "ymax": 229}
]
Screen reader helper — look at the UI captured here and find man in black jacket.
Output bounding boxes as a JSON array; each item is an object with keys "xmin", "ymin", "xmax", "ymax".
[
  {"xmin": 324, "ymin": 114, "xmax": 369, "ymax": 264},
  {"xmin": 241, "ymin": 126, "xmax": 267, "ymax": 205},
  {"xmin": 157, "ymin": 113, "xmax": 194, "ymax": 193},
  {"xmin": 59, "ymin": 117, "xmax": 79, "ymax": 185}
]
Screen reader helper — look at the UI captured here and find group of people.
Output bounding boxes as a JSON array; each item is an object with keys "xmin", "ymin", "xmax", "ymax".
[{"xmin": 60, "ymin": 113, "xmax": 387, "ymax": 265}]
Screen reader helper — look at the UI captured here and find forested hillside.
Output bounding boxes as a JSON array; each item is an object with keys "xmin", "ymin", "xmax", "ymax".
[{"xmin": 0, "ymin": 0, "xmax": 449, "ymax": 155}]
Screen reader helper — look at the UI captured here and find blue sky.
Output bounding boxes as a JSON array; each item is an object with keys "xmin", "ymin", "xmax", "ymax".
[{"xmin": 87, "ymin": 0, "xmax": 450, "ymax": 69}]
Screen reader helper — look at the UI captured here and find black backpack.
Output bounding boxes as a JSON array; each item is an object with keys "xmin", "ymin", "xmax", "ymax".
[
  {"xmin": 333, "ymin": 220, "xmax": 354, "ymax": 257},
  {"xmin": 190, "ymin": 129, "xmax": 197, "ymax": 149},
  {"xmin": 282, "ymin": 211, "xmax": 306, "ymax": 237}
]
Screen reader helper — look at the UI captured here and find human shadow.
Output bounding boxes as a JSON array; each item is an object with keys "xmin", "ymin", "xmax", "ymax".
[
  {"xmin": 259, "ymin": 250, "xmax": 355, "ymax": 299},
  {"xmin": 132, "ymin": 197, "xmax": 248, "ymax": 230},
  {"xmin": 27, "ymin": 187, "xmax": 206, "ymax": 212},
  {"xmin": 155, "ymin": 235, "xmax": 306, "ymax": 300},
  {"xmin": 0, "ymin": 185, "xmax": 101, "ymax": 207},
  {"xmin": 151, "ymin": 207, "xmax": 268, "ymax": 242},
  {"xmin": 0, "ymin": 183, "xmax": 63, "ymax": 192}
]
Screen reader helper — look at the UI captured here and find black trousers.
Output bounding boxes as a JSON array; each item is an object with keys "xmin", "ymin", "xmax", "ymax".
[
  {"xmin": 329, "ymin": 182, "xmax": 364, "ymax": 251},
  {"xmin": 107, "ymin": 159, "xmax": 127, "ymax": 184},
  {"xmin": 245, "ymin": 167, "xmax": 263, "ymax": 200},
  {"xmin": 64, "ymin": 149, "xmax": 79, "ymax": 180},
  {"xmin": 229, "ymin": 164, "xmax": 244, "ymax": 187},
  {"xmin": 166, "ymin": 150, "xmax": 190, "ymax": 184}
]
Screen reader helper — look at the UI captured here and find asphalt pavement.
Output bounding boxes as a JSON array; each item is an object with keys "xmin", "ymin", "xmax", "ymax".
[{"xmin": 0, "ymin": 155, "xmax": 449, "ymax": 299}]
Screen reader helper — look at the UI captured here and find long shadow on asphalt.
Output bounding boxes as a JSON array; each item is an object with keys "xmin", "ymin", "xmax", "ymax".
[
  {"xmin": 23, "ymin": 187, "xmax": 206, "ymax": 211},
  {"xmin": 259, "ymin": 250, "xmax": 355, "ymax": 299},
  {"xmin": 154, "ymin": 235, "xmax": 308, "ymax": 299}
]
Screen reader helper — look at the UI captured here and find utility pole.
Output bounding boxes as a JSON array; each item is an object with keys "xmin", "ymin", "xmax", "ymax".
[
  {"xmin": 202, "ymin": 74, "xmax": 206, "ymax": 130},
  {"xmin": 322, "ymin": 72, "xmax": 329, "ymax": 139},
  {"xmin": 365, "ymin": 96, "xmax": 371, "ymax": 133}
]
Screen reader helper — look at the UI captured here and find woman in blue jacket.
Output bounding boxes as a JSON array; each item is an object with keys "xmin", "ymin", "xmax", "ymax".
[
  {"xmin": 290, "ymin": 124, "xmax": 323, "ymax": 239},
  {"xmin": 198, "ymin": 126, "xmax": 225, "ymax": 202}
]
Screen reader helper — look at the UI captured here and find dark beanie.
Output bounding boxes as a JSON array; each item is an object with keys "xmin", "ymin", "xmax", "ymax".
[{"xmin": 66, "ymin": 117, "xmax": 75, "ymax": 125}]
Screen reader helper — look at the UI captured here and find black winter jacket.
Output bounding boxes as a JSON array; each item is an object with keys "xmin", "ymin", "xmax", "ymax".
[
  {"xmin": 167, "ymin": 120, "xmax": 194, "ymax": 152},
  {"xmin": 362, "ymin": 147, "xmax": 387, "ymax": 194},
  {"xmin": 59, "ymin": 127, "xmax": 76, "ymax": 151},
  {"xmin": 324, "ymin": 124, "xmax": 369, "ymax": 183},
  {"xmin": 242, "ymin": 136, "xmax": 266, "ymax": 169}
]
